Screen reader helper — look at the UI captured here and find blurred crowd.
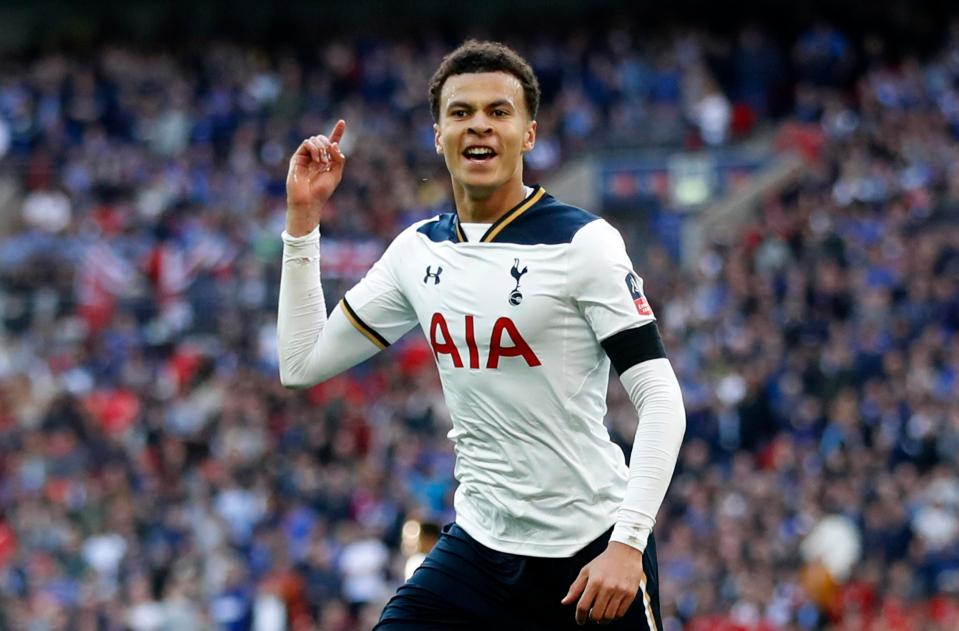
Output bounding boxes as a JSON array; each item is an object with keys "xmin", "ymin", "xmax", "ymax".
[
  {"xmin": 0, "ymin": 18, "xmax": 957, "ymax": 631},
  {"xmin": 641, "ymin": 25, "xmax": 959, "ymax": 630}
]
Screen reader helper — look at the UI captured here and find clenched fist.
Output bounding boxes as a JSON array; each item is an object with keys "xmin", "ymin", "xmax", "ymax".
[{"xmin": 285, "ymin": 120, "xmax": 347, "ymax": 237}]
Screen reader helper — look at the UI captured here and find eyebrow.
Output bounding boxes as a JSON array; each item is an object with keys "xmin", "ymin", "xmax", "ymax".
[{"xmin": 446, "ymin": 99, "xmax": 515, "ymax": 112}]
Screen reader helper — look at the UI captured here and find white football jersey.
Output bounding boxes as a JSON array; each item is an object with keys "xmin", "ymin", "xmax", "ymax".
[{"xmin": 342, "ymin": 186, "xmax": 656, "ymax": 556}]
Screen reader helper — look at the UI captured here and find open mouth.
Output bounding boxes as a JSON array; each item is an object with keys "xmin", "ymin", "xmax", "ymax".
[{"xmin": 462, "ymin": 146, "xmax": 497, "ymax": 163}]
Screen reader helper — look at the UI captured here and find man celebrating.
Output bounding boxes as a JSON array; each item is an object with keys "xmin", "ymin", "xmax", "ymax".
[{"xmin": 277, "ymin": 40, "xmax": 685, "ymax": 630}]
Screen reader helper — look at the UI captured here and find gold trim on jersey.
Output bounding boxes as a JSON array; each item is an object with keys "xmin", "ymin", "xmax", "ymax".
[
  {"xmin": 480, "ymin": 186, "xmax": 546, "ymax": 243},
  {"xmin": 340, "ymin": 299, "xmax": 389, "ymax": 350},
  {"xmin": 639, "ymin": 570, "xmax": 659, "ymax": 631}
]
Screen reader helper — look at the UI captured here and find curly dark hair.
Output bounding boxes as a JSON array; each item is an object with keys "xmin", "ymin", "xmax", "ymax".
[{"xmin": 428, "ymin": 40, "xmax": 541, "ymax": 122}]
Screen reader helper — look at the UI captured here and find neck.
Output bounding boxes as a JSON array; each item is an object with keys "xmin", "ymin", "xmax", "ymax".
[{"xmin": 453, "ymin": 178, "xmax": 528, "ymax": 223}]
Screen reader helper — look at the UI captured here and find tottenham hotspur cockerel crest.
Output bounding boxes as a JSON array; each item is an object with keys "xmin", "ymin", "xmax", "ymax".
[{"xmin": 509, "ymin": 259, "xmax": 528, "ymax": 305}]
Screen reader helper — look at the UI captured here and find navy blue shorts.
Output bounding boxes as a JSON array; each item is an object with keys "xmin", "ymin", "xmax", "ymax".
[{"xmin": 374, "ymin": 523, "xmax": 662, "ymax": 630}]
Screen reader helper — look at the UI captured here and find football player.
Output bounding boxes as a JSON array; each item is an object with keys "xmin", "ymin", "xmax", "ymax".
[{"xmin": 277, "ymin": 40, "xmax": 685, "ymax": 630}]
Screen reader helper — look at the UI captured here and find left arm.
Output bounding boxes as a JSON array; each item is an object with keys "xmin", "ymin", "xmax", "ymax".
[
  {"xmin": 562, "ymin": 340, "xmax": 685, "ymax": 625},
  {"xmin": 563, "ymin": 220, "xmax": 686, "ymax": 625},
  {"xmin": 607, "ymin": 335, "xmax": 686, "ymax": 555}
]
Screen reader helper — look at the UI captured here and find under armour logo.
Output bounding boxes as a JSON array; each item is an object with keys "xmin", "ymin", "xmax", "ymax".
[
  {"xmin": 509, "ymin": 258, "xmax": 528, "ymax": 305},
  {"xmin": 424, "ymin": 265, "xmax": 443, "ymax": 285}
]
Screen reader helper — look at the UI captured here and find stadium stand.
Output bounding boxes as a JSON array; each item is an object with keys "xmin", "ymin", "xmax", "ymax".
[{"xmin": 0, "ymin": 15, "xmax": 957, "ymax": 631}]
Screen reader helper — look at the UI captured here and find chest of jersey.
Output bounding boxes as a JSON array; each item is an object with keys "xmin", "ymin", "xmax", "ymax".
[{"xmin": 404, "ymin": 240, "xmax": 571, "ymax": 371}]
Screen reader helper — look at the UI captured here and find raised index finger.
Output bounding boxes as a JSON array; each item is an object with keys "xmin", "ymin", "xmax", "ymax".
[{"xmin": 329, "ymin": 119, "xmax": 346, "ymax": 145}]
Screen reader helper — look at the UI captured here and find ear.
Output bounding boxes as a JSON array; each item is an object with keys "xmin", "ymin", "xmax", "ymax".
[
  {"xmin": 434, "ymin": 123, "xmax": 443, "ymax": 155},
  {"xmin": 522, "ymin": 120, "xmax": 537, "ymax": 153}
]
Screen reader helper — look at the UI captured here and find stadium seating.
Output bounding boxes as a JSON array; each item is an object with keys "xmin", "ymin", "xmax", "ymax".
[{"xmin": 0, "ymin": 22, "xmax": 957, "ymax": 630}]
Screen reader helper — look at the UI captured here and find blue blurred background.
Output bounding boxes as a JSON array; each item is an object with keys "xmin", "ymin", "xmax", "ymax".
[{"xmin": 0, "ymin": 1, "xmax": 957, "ymax": 629}]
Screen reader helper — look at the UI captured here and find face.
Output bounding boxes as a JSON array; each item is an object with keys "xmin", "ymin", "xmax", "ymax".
[{"xmin": 434, "ymin": 72, "xmax": 536, "ymax": 195}]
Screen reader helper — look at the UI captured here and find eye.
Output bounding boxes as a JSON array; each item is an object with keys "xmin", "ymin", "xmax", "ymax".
[
  {"xmin": 492, "ymin": 109, "xmax": 509, "ymax": 117},
  {"xmin": 450, "ymin": 110, "xmax": 468, "ymax": 118}
]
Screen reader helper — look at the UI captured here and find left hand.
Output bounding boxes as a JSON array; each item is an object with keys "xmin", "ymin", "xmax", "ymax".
[{"xmin": 561, "ymin": 541, "xmax": 645, "ymax": 625}]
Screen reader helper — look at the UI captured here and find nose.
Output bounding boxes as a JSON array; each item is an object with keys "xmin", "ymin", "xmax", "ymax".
[{"xmin": 467, "ymin": 112, "xmax": 493, "ymax": 135}]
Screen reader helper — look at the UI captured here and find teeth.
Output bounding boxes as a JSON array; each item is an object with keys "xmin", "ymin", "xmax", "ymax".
[{"xmin": 465, "ymin": 147, "xmax": 494, "ymax": 157}]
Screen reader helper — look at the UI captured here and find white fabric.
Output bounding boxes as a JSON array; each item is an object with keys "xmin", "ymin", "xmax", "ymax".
[
  {"xmin": 277, "ymin": 227, "xmax": 384, "ymax": 387},
  {"xmin": 609, "ymin": 358, "xmax": 685, "ymax": 552},
  {"xmin": 459, "ymin": 222, "xmax": 491, "ymax": 242},
  {"xmin": 276, "ymin": 194, "xmax": 684, "ymax": 557}
]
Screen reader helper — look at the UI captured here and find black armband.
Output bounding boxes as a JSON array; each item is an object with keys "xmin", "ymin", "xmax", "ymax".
[{"xmin": 601, "ymin": 323, "xmax": 667, "ymax": 375}]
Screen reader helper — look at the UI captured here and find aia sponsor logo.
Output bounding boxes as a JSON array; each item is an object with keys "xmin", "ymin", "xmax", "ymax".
[{"xmin": 429, "ymin": 313, "xmax": 541, "ymax": 369}]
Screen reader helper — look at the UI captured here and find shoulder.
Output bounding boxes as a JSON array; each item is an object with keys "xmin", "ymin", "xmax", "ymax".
[
  {"xmin": 498, "ymin": 193, "xmax": 600, "ymax": 246},
  {"xmin": 569, "ymin": 216, "xmax": 626, "ymax": 252},
  {"xmin": 369, "ymin": 216, "xmax": 448, "ymax": 259},
  {"xmin": 566, "ymin": 218, "xmax": 633, "ymax": 286},
  {"xmin": 413, "ymin": 213, "xmax": 458, "ymax": 244},
  {"xmin": 368, "ymin": 218, "xmax": 438, "ymax": 272}
]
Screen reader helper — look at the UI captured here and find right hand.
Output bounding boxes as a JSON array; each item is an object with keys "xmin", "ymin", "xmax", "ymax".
[{"xmin": 286, "ymin": 120, "xmax": 347, "ymax": 236}]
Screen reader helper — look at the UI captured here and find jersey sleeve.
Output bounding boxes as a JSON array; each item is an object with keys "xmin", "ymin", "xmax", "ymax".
[
  {"xmin": 568, "ymin": 219, "xmax": 657, "ymax": 341},
  {"xmin": 341, "ymin": 228, "xmax": 419, "ymax": 348}
]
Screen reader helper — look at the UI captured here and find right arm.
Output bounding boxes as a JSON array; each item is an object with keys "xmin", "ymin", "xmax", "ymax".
[
  {"xmin": 277, "ymin": 227, "xmax": 381, "ymax": 387},
  {"xmin": 277, "ymin": 121, "xmax": 414, "ymax": 388}
]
